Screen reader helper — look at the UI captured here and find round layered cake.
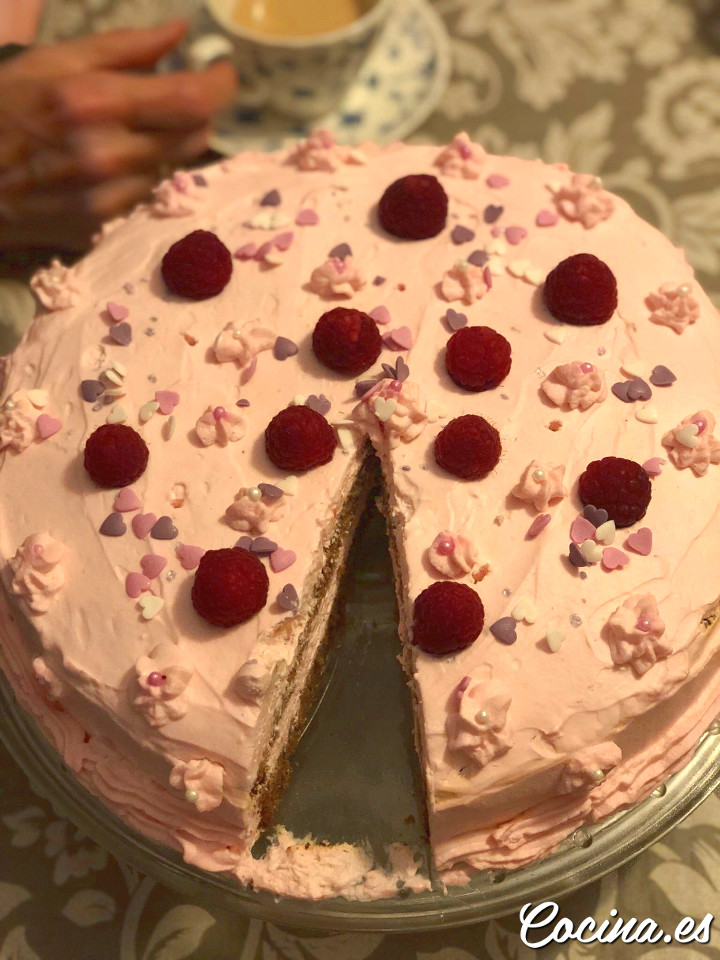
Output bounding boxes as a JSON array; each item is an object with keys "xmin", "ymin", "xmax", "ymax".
[{"xmin": 1, "ymin": 131, "xmax": 719, "ymax": 900}]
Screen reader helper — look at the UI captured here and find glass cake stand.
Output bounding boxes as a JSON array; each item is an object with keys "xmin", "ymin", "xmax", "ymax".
[{"xmin": 2, "ymin": 505, "xmax": 720, "ymax": 932}]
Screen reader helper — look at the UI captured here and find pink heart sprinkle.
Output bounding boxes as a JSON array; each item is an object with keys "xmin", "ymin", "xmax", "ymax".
[
  {"xmin": 132, "ymin": 513, "xmax": 157, "ymax": 539},
  {"xmin": 140, "ymin": 554, "xmax": 167, "ymax": 579},
  {"xmin": 602, "ymin": 547, "xmax": 629, "ymax": 571},
  {"xmin": 254, "ymin": 240, "xmax": 274, "ymax": 261},
  {"xmin": 504, "ymin": 226, "xmax": 527, "ymax": 245},
  {"xmin": 486, "ymin": 174, "xmax": 510, "ymax": 189},
  {"xmin": 570, "ymin": 516, "xmax": 597, "ymax": 544},
  {"xmin": 536, "ymin": 209, "xmax": 559, "ymax": 227},
  {"xmin": 526, "ymin": 513, "xmax": 551, "ymax": 539},
  {"xmin": 270, "ymin": 547, "xmax": 297, "ymax": 573},
  {"xmin": 126, "ymin": 572, "xmax": 150, "ymax": 599},
  {"xmin": 369, "ymin": 305, "xmax": 391, "ymax": 325},
  {"xmin": 234, "ymin": 243, "xmax": 257, "ymax": 260},
  {"xmin": 642, "ymin": 457, "xmax": 663, "ymax": 477},
  {"xmin": 107, "ymin": 301, "xmax": 129, "ymax": 322},
  {"xmin": 388, "ymin": 326, "xmax": 413, "ymax": 350},
  {"xmin": 154, "ymin": 391, "xmax": 179, "ymax": 415},
  {"xmin": 114, "ymin": 488, "xmax": 141, "ymax": 512},
  {"xmin": 296, "ymin": 208, "xmax": 319, "ymax": 226},
  {"xmin": 626, "ymin": 527, "xmax": 652, "ymax": 556},
  {"xmin": 273, "ymin": 231, "xmax": 294, "ymax": 251},
  {"xmin": 176, "ymin": 544, "xmax": 205, "ymax": 570},
  {"xmin": 240, "ymin": 356, "xmax": 257, "ymax": 385},
  {"xmin": 36, "ymin": 414, "xmax": 61, "ymax": 440}
]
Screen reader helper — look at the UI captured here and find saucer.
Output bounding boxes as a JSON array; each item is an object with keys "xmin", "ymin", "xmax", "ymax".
[{"xmin": 203, "ymin": 0, "xmax": 451, "ymax": 154}]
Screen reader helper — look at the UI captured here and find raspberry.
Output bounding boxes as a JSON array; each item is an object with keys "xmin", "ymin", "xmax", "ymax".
[
  {"xmin": 378, "ymin": 174, "xmax": 448, "ymax": 240},
  {"xmin": 192, "ymin": 547, "xmax": 269, "ymax": 628},
  {"xmin": 312, "ymin": 307, "xmax": 382, "ymax": 375},
  {"xmin": 83, "ymin": 423, "xmax": 149, "ymax": 488},
  {"xmin": 434, "ymin": 415, "xmax": 501, "ymax": 480},
  {"xmin": 265, "ymin": 405, "xmax": 336, "ymax": 472},
  {"xmin": 578, "ymin": 456, "xmax": 652, "ymax": 528},
  {"xmin": 413, "ymin": 581, "xmax": 484, "ymax": 655},
  {"xmin": 445, "ymin": 326, "xmax": 512, "ymax": 392},
  {"xmin": 543, "ymin": 253, "xmax": 618, "ymax": 325},
  {"xmin": 161, "ymin": 229, "xmax": 232, "ymax": 300}
]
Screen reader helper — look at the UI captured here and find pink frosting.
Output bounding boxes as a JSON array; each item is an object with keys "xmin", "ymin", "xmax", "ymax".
[
  {"xmin": 662, "ymin": 410, "xmax": 720, "ymax": 476},
  {"xmin": 233, "ymin": 658, "xmax": 274, "ymax": 703},
  {"xmin": 8, "ymin": 533, "xmax": 65, "ymax": 615},
  {"xmin": 134, "ymin": 644, "xmax": 194, "ymax": 728},
  {"xmin": 427, "ymin": 530, "xmax": 479, "ymax": 579},
  {"xmin": 511, "ymin": 460, "xmax": 566, "ymax": 511},
  {"xmin": 557, "ymin": 741, "xmax": 622, "ymax": 794},
  {"xmin": 169, "ymin": 758, "xmax": 225, "ymax": 813},
  {"xmin": 32, "ymin": 656, "xmax": 65, "ymax": 700},
  {"xmin": 434, "ymin": 132, "xmax": 485, "ymax": 180},
  {"xmin": 552, "ymin": 174, "xmax": 614, "ymax": 228},
  {"xmin": 225, "ymin": 488, "xmax": 287, "ymax": 534},
  {"xmin": 646, "ymin": 283, "xmax": 700, "ymax": 334},
  {"xmin": 604, "ymin": 595, "xmax": 671, "ymax": 676},
  {"xmin": 541, "ymin": 361, "xmax": 607, "ymax": 410},
  {"xmin": 287, "ymin": 129, "xmax": 365, "ymax": 172},
  {"xmin": 0, "ymin": 391, "xmax": 44, "ymax": 452},
  {"xmin": 150, "ymin": 171, "xmax": 203, "ymax": 217},
  {"xmin": 30, "ymin": 259, "xmax": 82, "ymax": 311},
  {"xmin": 195, "ymin": 406, "xmax": 246, "ymax": 447},
  {"xmin": 351, "ymin": 380, "xmax": 428, "ymax": 450},
  {"xmin": 445, "ymin": 676, "xmax": 512, "ymax": 768},
  {"xmin": 213, "ymin": 320, "xmax": 275, "ymax": 365},
  {"xmin": 440, "ymin": 261, "xmax": 489, "ymax": 304},
  {"xmin": 308, "ymin": 256, "xmax": 365, "ymax": 298}
]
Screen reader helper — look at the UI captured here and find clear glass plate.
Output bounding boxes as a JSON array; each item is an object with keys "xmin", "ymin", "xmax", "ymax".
[{"xmin": 2, "ymin": 504, "xmax": 720, "ymax": 931}]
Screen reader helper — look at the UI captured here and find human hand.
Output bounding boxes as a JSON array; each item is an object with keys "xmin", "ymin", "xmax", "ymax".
[{"xmin": 0, "ymin": 20, "xmax": 236, "ymax": 254}]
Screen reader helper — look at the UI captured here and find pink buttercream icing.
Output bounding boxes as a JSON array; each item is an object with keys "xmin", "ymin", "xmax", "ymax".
[
  {"xmin": 552, "ymin": 174, "xmax": 614, "ymax": 228},
  {"xmin": 662, "ymin": 410, "xmax": 720, "ymax": 476},
  {"xmin": 287, "ymin": 129, "xmax": 365, "ymax": 172},
  {"xmin": 30, "ymin": 259, "xmax": 82, "ymax": 311},
  {"xmin": 134, "ymin": 644, "xmax": 194, "ymax": 728},
  {"xmin": 213, "ymin": 320, "xmax": 275, "ymax": 365},
  {"xmin": 646, "ymin": 283, "xmax": 700, "ymax": 334},
  {"xmin": 445, "ymin": 676, "xmax": 513, "ymax": 768},
  {"xmin": 434, "ymin": 132, "xmax": 485, "ymax": 180},
  {"xmin": 225, "ymin": 488, "xmax": 287, "ymax": 534},
  {"xmin": 440, "ymin": 261, "xmax": 489, "ymax": 304},
  {"xmin": 541, "ymin": 361, "xmax": 607, "ymax": 410},
  {"xmin": 557, "ymin": 741, "xmax": 623, "ymax": 795},
  {"xmin": 8, "ymin": 533, "xmax": 65, "ymax": 615},
  {"xmin": 427, "ymin": 530, "xmax": 479, "ymax": 579},
  {"xmin": 32, "ymin": 656, "xmax": 65, "ymax": 700},
  {"xmin": 511, "ymin": 460, "xmax": 566, "ymax": 512},
  {"xmin": 195, "ymin": 406, "xmax": 246, "ymax": 446},
  {"xmin": 169, "ymin": 758, "xmax": 225, "ymax": 813},
  {"xmin": 351, "ymin": 380, "xmax": 428, "ymax": 450},
  {"xmin": 604, "ymin": 595, "xmax": 671, "ymax": 676},
  {"xmin": 0, "ymin": 391, "xmax": 45, "ymax": 452},
  {"xmin": 308, "ymin": 257, "xmax": 365, "ymax": 298},
  {"xmin": 150, "ymin": 171, "xmax": 204, "ymax": 217}
]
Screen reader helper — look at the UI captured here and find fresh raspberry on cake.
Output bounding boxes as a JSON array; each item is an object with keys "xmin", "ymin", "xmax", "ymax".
[
  {"xmin": 543, "ymin": 253, "xmax": 617, "ymax": 325},
  {"xmin": 161, "ymin": 229, "xmax": 232, "ymax": 300},
  {"xmin": 578, "ymin": 456, "xmax": 652, "ymax": 527},
  {"xmin": 434, "ymin": 415, "xmax": 501, "ymax": 480},
  {"xmin": 413, "ymin": 581, "xmax": 484, "ymax": 655},
  {"xmin": 445, "ymin": 326, "xmax": 512, "ymax": 391},
  {"xmin": 265, "ymin": 405, "xmax": 336, "ymax": 472},
  {"xmin": 192, "ymin": 547, "xmax": 269, "ymax": 628},
  {"xmin": 378, "ymin": 174, "xmax": 448, "ymax": 240},
  {"xmin": 83, "ymin": 423, "xmax": 149, "ymax": 488},
  {"xmin": 312, "ymin": 307, "xmax": 382, "ymax": 375}
]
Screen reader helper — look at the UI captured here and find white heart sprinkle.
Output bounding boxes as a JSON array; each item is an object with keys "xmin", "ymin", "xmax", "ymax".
[
  {"xmin": 104, "ymin": 368, "xmax": 124, "ymax": 386},
  {"xmin": 507, "ymin": 259, "xmax": 531, "ymax": 278},
  {"xmin": 621, "ymin": 359, "xmax": 645, "ymax": 379},
  {"xmin": 106, "ymin": 405, "xmax": 127, "ymax": 424},
  {"xmin": 292, "ymin": 395, "xmax": 307, "ymax": 407},
  {"xmin": 336, "ymin": 426, "xmax": 355, "ymax": 452},
  {"xmin": 263, "ymin": 250, "xmax": 285, "ymax": 266},
  {"xmin": 374, "ymin": 397, "xmax": 398, "ymax": 422},
  {"xmin": 546, "ymin": 629, "xmax": 565, "ymax": 653},
  {"xmin": 486, "ymin": 237, "xmax": 507, "ymax": 256},
  {"xmin": 676, "ymin": 423, "xmax": 699, "ymax": 448},
  {"xmin": 26, "ymin": 389, "xmax": 49, "ymax": 408},
  {"xmin": 113, "ymin": 361, "xmax": 127, "ymax": 377},
  {"xmin": 277, "ymin": 475, "xmax": 298, "ymax": 496},
  {"xmin": 595, "ymin": 520, "xmax": 616, "ymax": 544},
  {"xmin": 511, "ymin": 597, "xmax": 538, "ymax": 624},
  {"xmin": 635, "ymin": 404, "xmax": 659, "ymax": 424},
  {"xmin": 580, "ymin": 539, "xmax": 603, "ymax": 562},
  {"xmin": 525, "ymin": 267, "xmax": 545, "ymax": 286},
  {"xmin": 247, "ymin": 210, "xmax": 291, "ymax": 230},
  {"xmin": 139, "ymin": 401, "xmax": 160, "ymax": 423},
  {"xmin": 139, "ymin": 595, "xmax": 164, "ymax": 620},
  {"xmin": 544, "ymin": 326, "xmax": 567, "ymax": 344},
  {"xmin": 487, "ymin": 257, "xmax": 505, "ymax": 276}
]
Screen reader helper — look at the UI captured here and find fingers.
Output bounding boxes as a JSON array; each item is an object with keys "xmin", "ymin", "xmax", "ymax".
[
  {"xmin": 6, "ymin": 172, "xmax": 156, "ymax": 222},
  {"xmin": 53, "ymin": 60, "xmax": 236, "ymax": 131}
]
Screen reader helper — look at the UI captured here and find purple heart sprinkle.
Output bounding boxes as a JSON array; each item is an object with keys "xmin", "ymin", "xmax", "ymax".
[
  {"xmin": 395, "ymin": 356, "xmax": 410, "ymax": 382},
  {"xmin": 526, "ymin": 514, "xmax": 551, "ymax": 540},
  {"xmin": 611, "ymin": 381, "xmax": 633, "ymax": 403},
  {"xmin": 235, "ymin": 536, "xmax": 254, "ymax": 551},
  {"xmin": 192, "ymin": 173, "xmax": 208, "ymax": 187},
  {"xmin": 258, "ymin": 483, "xmax": 283, "ymax": 500},
  {"xmin": 236, "ymin": 398, "xmax": 250, "ymax": 407},
  {"xmin": 451, "ymin": 224, "xmax": 475, "ymax": 245},
  {"xmin": 306, "ymin": 394, "xmax": 331, "ymax": 416},
  {"xmin": 467, "ymin": 249, "xmax": 488, "ymax": 267},
  {"xmin": 569, "ymin": 543, "xmax": 591, "ymax": 568},
  {"xmin": 373, "ymin": 275, "xmax": 386, "ymax": 286},
  {"xmin": 483, "ymin": 204, "xmax": 503, "ymax": 224},
  {"xmin": 650, "ymin": 365, "xmax": 676, "ymax": 387},
  {"xmin": 355, "ymin": 379, "xmax": 377, "ymax": 397},
  {"xmin": 274, "ymin": 336, "xmax": 298, "ymax": 361},
  {"xmin": 329, "ymin": 242, "xmax": 352, "ymax": 260},
  {"xmin": 626, "ymin": 378, "xmax": 652, "ymax": 402},
  {"xmin": 109, "ymin": 322, "xmax": 132, "ymax": 346},
  {"xmin": 81, "ymin": 380, "xmax": 104, "ymax": 403},
  {"xmin": 151, "ymin": 516, "xmax": 178, "ymax": 540},
  {"xmin": 504, "ymin": 225, "xmax": 527, "ymax": 246},
  {"xmin": 583, "ymin": 505, "xmax": 609, "ymax": 527},
  {"xmin": 382, "ymin": 363, "xmax": 397, "ymax": 379},
  {"xmin": 277, "ymin": 583, "xmax": 299, "ymax": 612},
  {"xmin": 260, "ymin": 188, "xmax": 281, "ymax": 206},
  {"xmin": 401, "ymin": 465, "xmax": 411, "ymax": 471},
  {"xmin": 445, "ymin": 308, "xmax": 468, "ymax": 331},
  {"xmin": 123, "ymin": 282, "xmax": 134, "ymax": 295},
  {"xmin": 99, "ymin": 513, "xmax": 126, "ymax": 537},
  {"xmin": 490, "ymin": 617, "xmax": 517, "ymax": 644},
  {"xmin": 251, "ymin": 537, "xmax": 278, "ymax": 556}
]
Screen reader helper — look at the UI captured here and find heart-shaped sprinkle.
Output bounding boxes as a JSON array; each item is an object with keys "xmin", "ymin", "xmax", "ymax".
[
  {"xmin": 236, "ymin": 398, "xmax": 250, "ymax": 408},
  {"xmin": 626, "ymin": 378, "xmax": 652, "ymax": 402},
  {"xmin": 484, "ymin": 204, "xmax": 503, "ymax": 224},
  {"xmin": 642, "ymin": 457, "xmax": 663, "ymax": 477},
  {"xmin": 277, "ymin": 583, "xmax": 299, "ymax": 612},
  {"xmin": 650, "ymin": 365, "xmax": 676, "ymax": 387},
  {"xmin": 602, "ymin": 546, "xmax": 629, "ymax": 571},
  {"xmin": 570, "ymin": 516, "xmax": 596, "ymax": 544},
  {"xmin": 254, "ymin": 240, "xmax": 273, "ymax": 261},
  {"xmin": 486, "ymin": 173, "xmax": 510, "ymax": 188},
  {"xmin": 99, "ymin": 513, "xmax": 126, "ymax": 537},
  {"xmin": 81, "ymin": 380, "xmax": 104, "ymax": 403},
  {"xmin": 526, "ymin": 513, "xmax": 551, "ymax": 539},
  {"xmin": 140, "ymin": 554, "xmax": 167, "ymax": 579},
  {"xmin": 132, "ymin": 513, "xmax": 157, "ymax": 539},
  {"xmin": 36, "ymin": 414, "xmax": 61, "ymax": 440},
  {"xmin": 109, "ymin": 322, "xmax": 132, "ymax": 346},
  {"xmin": 546, "ymin": 629, "xmax": 565, "ymax": 652},
  {"xmin": 329, "ymin": 242, "xmax": 352, "ymax": 259},
  {"xmin": 373, "ymin": 275, "xmax": 386, "ymax": 286},
  {"xmin": 621, "ymin": 359, "xmax": 646, "ymax": 379},
  {"xmin": 676, "ymin": 423, "xmax": 699, "ymax": 447},
  {"xmin": 355, "ymin": 379, "xmax": 377, "ymax": 397},
  {"xmin": 176, "ymin": 544, "xmax": 205, "ymax": 570},
  {"xmin": 445, "ymin": 308, "xmax": 468, "ymax": 331},
  {"xmin": 580, "ymin": 539, "xmax": 603, "ymax": 563},
  {"xmin": 241, "ymin": 356, "xmax": 257, "ymax": 385},
  {"xmin": 626, "ymin": 527, "xmax": 652, "ymax": 555},
  {"xmin": 154, "ymin": 391, "xmax": 179, "ymax": 415},
  {"xmin": 107, "ymin": 301, "xmax": 128, "ymax": 322},
  {"xmin": 490, "ymin": 617, "xmax": 517, "ymax": 644},
  {"xmin": 395, "ymin": 357, "xmax": 410, "ymax": 382},
  {"xmin": 295, "ymin": 208, "xmax": 319, "ymax": 226},
  {"xmin": 544, "ymin": 326, "xmax": 567, "ymax": 344},
  {"xmin": 270, "ymin": 547, "xmax": 297, "ymax": 573},
  {"xmin": 611, "ymin": 381, "xmax": 633, "ymax": 403},
  {"xmin": 386, "ymin": 327, "xmax": 413, "ymax": 350},
  {"xmin": 192, "ymin": 173, "xmax": 207, "ymax": 187},
  {"xmin": 635, "ymin": 404, "xmax": 659, "ymax": 424},
  {"xmin": 139, "ymin": 401, "xmax": 160, "ymax": 423},
  {"xmin": 273, "ymin": 231, "xmax": 294, "ymax": 251},
  {"xmin": 595, "ymin": 520, "xmax": 616, "ymax": 544},
  {"xmin": 569, "ymin": 543, "xmax": 590, "ymax": 567},
  {"xmin": 504, "ymin": 225, "xmax": 527, "ymax": 245},
  {"xmin": 583, "ymin": 505, "xmax": 609, "ymax": 527},
  {"xmin": 258, "ymin": 482, "xmax": 283, "ymax": 499},
  {"xmin": 151, "ymin": 516, "xmax": 178, "ymax": 540},
  {"xmin": 235, "ymin": 536, "xmax": 254, "ymax": 551},
  {"xmin": 138, "ymin": 595, "xmax": 164, "ymax": 620},
  {"xmin": 106, "ymin": 404, "xmax": 127, "ymax": 424},
  {"xmin": 251, "ymin": 537, "xmax": 278, "ymax": 556},
  {"xmin": 126, "ymin": 572, "xmax": 151, "ymax": 599},
  {"xmin": 374, "ymin": 397, "xmax": 398, "ymax": 422},
  {"xmin": 511, "ymin": 597, "xmax": 537, "ymax": 624},
  {"xmin": 260, "ymin": 188, "xmax": 281, "ymax": 206},
  {"xmin": 235, "ymin": 242, "xmax": 257, "ymax": 260},
  {"xmin": 274, "ymin": 336, "xmax": 298, "ymax": 361},
  {"xmin": 536, "ymin": 209, "xmax": 558, "ymax": 227},
  {"xmin": 114, "ymin": 488, "xmax": 141, "ymax": 512},
  {"xmin": 306, "ymin": 394, "xmax": 331, "ymax": 416},
  {"xmin": 276, "ymin": 475, "xmax": 298, "ymax": 496},
  {"xmin": 467, "ymin": 249, "xmax": 488, "ymax": 267},
  {"xmin": 369, "ymin": 305, "xmax": 391, "ymax": 325},
  {"xmin": 451, "ymin": 224, "xmax": 475, "ymax": 244},
  {"xmin": 25, "ymin": 389, "xmax": 47, "ymax": 408}
]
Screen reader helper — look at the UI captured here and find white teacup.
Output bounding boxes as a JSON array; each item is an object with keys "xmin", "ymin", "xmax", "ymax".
[{"xmin": 195, "ymin": 0, "xmax": 393, "ymax": 120}]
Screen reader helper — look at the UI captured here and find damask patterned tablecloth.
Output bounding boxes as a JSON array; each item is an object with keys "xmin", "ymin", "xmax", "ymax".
[{"xmin": 1, "ymin": 0, "xmax": 720, "ymax": 957}]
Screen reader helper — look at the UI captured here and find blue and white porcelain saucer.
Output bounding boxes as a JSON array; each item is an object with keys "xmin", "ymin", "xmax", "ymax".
[{"xmin": 206, "ymin": 0, "xmax": 451, "ymax": 154}]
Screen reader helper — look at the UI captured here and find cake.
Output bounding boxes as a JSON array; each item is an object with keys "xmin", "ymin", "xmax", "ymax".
[{"xmin": 1, "ymin": 131, "xmax": 719, "ymax": 900}]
